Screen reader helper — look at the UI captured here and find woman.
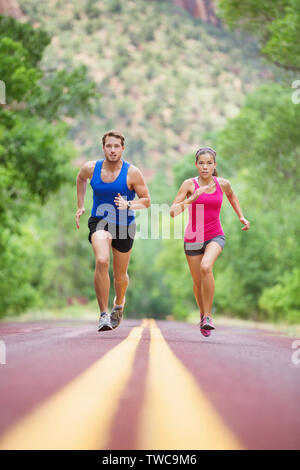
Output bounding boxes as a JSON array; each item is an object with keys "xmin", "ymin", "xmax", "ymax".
[{"xmin": 170, "ymin": 147, "xmax": 250, "ymax": 337}]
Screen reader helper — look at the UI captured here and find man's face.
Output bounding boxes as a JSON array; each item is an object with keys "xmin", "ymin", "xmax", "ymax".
[{"xmin": 103, "ymin": 136, "xmax": 124, "ymax": 162}]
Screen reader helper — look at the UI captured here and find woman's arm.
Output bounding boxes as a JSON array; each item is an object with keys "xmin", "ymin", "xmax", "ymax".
[
  {"xmin": 221, "ymin": 178, "xmax": 250, "ymax": 231},
  {"xmin": 170, "ymin": 180, "xmax": 208, "ymax": 218}
]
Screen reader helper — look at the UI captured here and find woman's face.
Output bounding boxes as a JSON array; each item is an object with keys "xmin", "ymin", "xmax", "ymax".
[{"xmin": 195, "ymin": 152, "xmax": 216, "ymax": 177}]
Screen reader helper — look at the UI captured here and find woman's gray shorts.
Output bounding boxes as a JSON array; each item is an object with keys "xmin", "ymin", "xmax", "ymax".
[{"xmin": 184, "ymin": 235, "xmax": 225, "ymax": 256}]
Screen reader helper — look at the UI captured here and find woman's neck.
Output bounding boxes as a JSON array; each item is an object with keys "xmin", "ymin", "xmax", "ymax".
[{"xmin": 198, "ymin": 175, "xmax": 214, "ymax": 186}]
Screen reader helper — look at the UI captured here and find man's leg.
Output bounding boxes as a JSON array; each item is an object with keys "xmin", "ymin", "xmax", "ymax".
[
  {"xmin": 112, "ymin": 247, "xmax": 132, "ymax": 306},
  {"xmin": 91, "ymin": 230, "xmax": 112, "ymax": 313}
]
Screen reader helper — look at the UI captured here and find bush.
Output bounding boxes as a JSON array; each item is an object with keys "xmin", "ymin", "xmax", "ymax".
[{"xmin": 259, "ymin": 268, "xmax": 300, "ymax": 324}]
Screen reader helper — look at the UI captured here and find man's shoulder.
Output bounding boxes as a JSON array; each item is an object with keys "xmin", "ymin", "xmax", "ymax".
[
  {"xmin": 127, "ymin": 163, "xmax": 143, "ymax": 178},
  {"xmin": 80, "ymin": 160, "xmax": 98, "ymax": 180},
  {"xmin": 86, "ymin": 160, "xmax": 98, "ymax": 168}
]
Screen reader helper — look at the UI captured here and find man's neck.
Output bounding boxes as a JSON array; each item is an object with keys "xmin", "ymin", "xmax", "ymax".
[{"xmin": 103, "ymin": 158, "xmax": 123, "ymax": 170}]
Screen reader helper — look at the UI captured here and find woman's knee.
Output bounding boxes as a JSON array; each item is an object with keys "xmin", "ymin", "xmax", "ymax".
[
  {"xmin": 193, "ymin": 279, "xmax": 202, "ymax": 290},
  {"xmin": 200, "ymin": 262, "xmax": 212, "ymax": 276}
]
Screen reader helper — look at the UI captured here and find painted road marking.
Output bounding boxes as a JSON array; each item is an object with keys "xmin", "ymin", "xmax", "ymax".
[
  {"xmin": 137, "ymin": 319, "xmax": 243, "ymax": 449},
  {"xmin": 0, "ymin": 320, "xmax": 147, "ymax": 450}
]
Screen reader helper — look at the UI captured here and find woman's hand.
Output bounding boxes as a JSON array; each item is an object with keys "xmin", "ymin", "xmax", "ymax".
[
  {"xmin": 114, "ymin": 193, "xmax": 128, "ymax": 210},
  {"xmin": 240, "ymin": 216, "xmax": 250, "ymax": 231},
  {"xmin": 188, "ymin": 185, "xmax": 209, "ymax": 203},
  {"xmin": 75, "ymin": 207, "xmax": 85, "ymax": 229}
]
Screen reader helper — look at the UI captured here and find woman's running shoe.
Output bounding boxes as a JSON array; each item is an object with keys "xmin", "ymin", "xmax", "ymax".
[
  {"xmin": 201, "ymin": 315, "xmax": 215, "ymax": 330},
  {"xmin": 200, "ymin": 314, "xmax": 211, "ymax": 337}
]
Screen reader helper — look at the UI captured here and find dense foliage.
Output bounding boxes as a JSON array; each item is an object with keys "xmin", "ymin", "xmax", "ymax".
[
  {"xmin": 0, "ymin": 15, "xmax": 97, "ymax": 316},
  {"xmin": 1, "ymin": 0, "xmax": 299, "ymax": 325},
  {"xmin": 218, "ymin": 0, "xmax": 300, "ymax": 71},
  {"xmin": 19, "ymin": 0, "xmax": 270, "ymax": 169},
  {"xmin": 157, "ymin": 1, "xmax": 300, "ymax": 323},
  {"xmin": 216, "ymin": 1, "xmax": 300, "ymax": 322}
]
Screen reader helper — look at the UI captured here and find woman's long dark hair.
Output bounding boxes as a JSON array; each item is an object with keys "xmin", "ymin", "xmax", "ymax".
[{"xmin": 195, "ymin": 147, "xmax": 218, "ymax": 176}]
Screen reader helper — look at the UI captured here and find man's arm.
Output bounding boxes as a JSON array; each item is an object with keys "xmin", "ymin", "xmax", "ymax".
[
  {"xmin": 76, "ymin": 161, "xmax": 95, "ymax": 228},
  {"xmin": 221, "ymin": 178, "xmax": 250, "ymax": 231},
  {"xmin": 115, "ymin": 166, "xmax": 151, "ymax": 210}
]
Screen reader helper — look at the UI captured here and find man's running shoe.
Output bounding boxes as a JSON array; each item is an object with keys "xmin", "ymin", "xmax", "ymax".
[
  {"xmin": 110, "ymin": 297, "xmax": 125, "ymax": 329},
  {"xmin": 201, "ymin": 315, "xmax": 215, "ymax": 330},
  {"xmin": 98, "ymin": 312, "xmax": 112, "ymax": 332},
  {"xmin": 200, "ymin": 314, "xmax": 211, "ymax": 337}
]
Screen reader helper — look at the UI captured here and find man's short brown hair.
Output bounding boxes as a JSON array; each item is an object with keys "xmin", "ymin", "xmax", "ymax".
[{"xmin": 102, "ymin": 130, "xmax": 125, "ymax": 147}]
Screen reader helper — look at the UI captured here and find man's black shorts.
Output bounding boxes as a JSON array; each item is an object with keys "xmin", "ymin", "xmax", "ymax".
[{"xmin": 88, "ymin": 216, "xmax": 136, "ymax": 253}]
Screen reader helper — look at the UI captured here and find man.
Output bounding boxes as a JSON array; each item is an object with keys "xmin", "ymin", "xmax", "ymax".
[{"xmin": 76, "ymin": 130, "xmax": 151, "ymax": 332}]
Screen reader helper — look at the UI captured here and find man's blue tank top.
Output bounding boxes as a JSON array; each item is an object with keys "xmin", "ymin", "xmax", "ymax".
[{"xmin": 90, "ymin": 159, "xmax": 136, "ymax": 226}]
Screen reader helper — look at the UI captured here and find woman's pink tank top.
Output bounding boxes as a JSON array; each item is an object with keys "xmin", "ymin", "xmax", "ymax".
[{"xmin": 184, "ymin": 176, "xmax": 224, "ymax": 243}]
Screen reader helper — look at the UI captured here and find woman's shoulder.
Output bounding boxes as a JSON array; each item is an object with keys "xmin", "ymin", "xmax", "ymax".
[
  {"xmin": 182, "ymin": 177, "xmax": 196, "ymax": 188},
  {"xmin": 186, "ymin": 176, "xmax": 198, "ymax": 184},
  {"xmin": 216, "ymin": 176, "xmax": 232, "ymax": 193}
]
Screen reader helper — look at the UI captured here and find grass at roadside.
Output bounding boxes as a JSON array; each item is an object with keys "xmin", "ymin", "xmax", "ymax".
[
  {"xmin": 0, "ymin": 301, "xmax": 99, "ymax": 322},
  {"xmin": 1, "ymin": 304, "xmax": 299, "ymax": 338},
  {"xmin": 187, "ymin": 311, "xmax": 300, "ymax": 338}
]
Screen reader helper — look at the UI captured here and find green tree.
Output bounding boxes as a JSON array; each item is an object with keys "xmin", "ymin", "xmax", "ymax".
[
  {"xmin": 218, "ymin": 84, "xmax": 300, "ymax": 191},
  {"xmin": 0, "ymin": 15, "xmax": 97, "ymax": 316},
  {"xmin": 216, "ymin": 0, "xmax": 300, "ymax": 323},
  {"xmin": 218, "ymin": 0, "xmax": 300, "ymax": 70}
]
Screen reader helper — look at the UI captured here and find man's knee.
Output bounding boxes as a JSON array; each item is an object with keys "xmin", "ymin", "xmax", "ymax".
[
  {"xmin": 95, "ymin": 256, "xmax": 109, "ymax": 271},
  {"xmin": 114, "ymin": 272, "xmax": 129, "ymax": 284}
]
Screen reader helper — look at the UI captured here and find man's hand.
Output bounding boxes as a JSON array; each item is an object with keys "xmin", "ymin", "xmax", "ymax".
[
  {"xmin": 114, "ymin": 193, "xmax": 129, "ymax": 210},
  {"xmin": 76, "ymin": 207, "xmax": 85, "ymax": 229},
  {"xmin": 240, "ymin": 216, "xmax": 250, "ymax": 231}
]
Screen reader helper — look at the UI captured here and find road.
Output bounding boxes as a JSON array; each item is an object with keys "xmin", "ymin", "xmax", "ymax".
[{"xmin": 0, "ymin": 318, "xmax": 299, "ymax": 450}]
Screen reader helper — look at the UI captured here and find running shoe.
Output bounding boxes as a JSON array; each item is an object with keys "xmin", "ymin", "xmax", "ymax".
[
  {"xmin": 200, "ymin": 314, "xmax": 211, "ymax": 337},
  {"xmin": 201, "ymin": 315, "xmax": 215, "ymax": 330},
  {"xmin": 97, "ymin": 312, "xmax": 112, "ymax": 332},
  {"xmin": 110, "ymin": 297, "xmax": 125, "ymax": 329},
  {"xmin": 200, "ymin": 327, "xmax": 211, "ymax": 337}
]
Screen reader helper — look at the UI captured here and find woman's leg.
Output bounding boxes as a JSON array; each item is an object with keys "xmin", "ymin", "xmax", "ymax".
[
  {"xmin": 200, "ymin": 242, "xmax": 222, "ymax": 317},
  {"xmin": 185, "ymin": 253, "xmax": 204, "ymax": 313}
]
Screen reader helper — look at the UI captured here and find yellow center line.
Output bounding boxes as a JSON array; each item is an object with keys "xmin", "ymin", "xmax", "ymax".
[
  {"xmin": 137, "ymin": 319, "xmax": 243, "ymax": 450},
  {"xmin": 0, "ymin": 320, "xmax": 147, "ymax": 450}
]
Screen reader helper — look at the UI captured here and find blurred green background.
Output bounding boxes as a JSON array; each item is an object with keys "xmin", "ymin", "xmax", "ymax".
[{"xmin": 0, "ymin": 0, "xmax": 299, "ymax": 325}]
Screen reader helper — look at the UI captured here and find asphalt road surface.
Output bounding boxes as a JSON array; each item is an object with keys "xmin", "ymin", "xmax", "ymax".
[{"xmin": 0, "ymin": 319, "xmax": 299, "ymax": 450}]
